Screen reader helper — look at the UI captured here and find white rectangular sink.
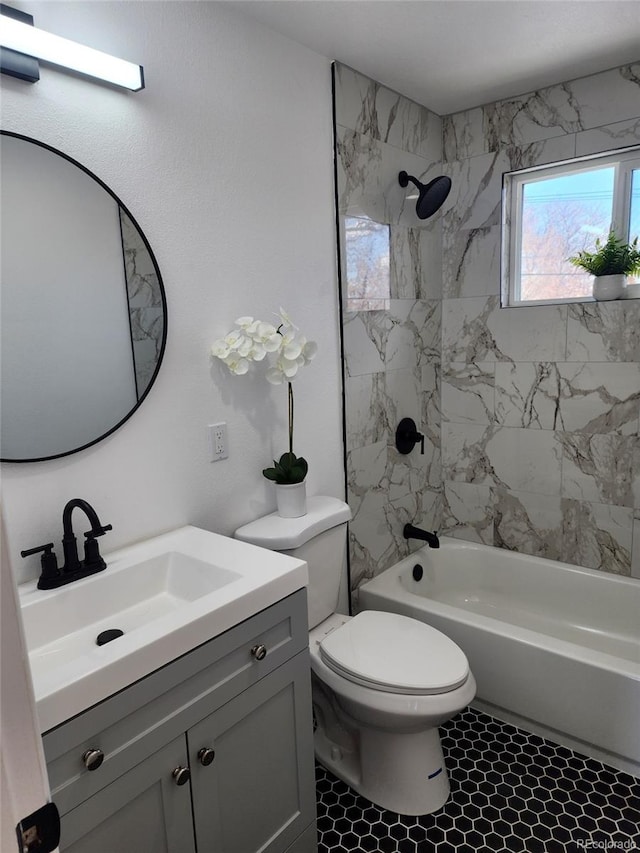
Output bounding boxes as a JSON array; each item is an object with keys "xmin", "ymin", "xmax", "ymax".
[{"xmin": 19, "ymin": 526, "xmax": 307, "ymax": 732}]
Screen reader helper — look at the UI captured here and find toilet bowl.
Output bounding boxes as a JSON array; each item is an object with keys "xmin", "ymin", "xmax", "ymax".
[
  {"xmin": 234, "ymin": 496, "xmax": 476, "ymax": 815},
  {"xmin": 309, "ymin": 611, "xmax": 476, "ymax": 814}
]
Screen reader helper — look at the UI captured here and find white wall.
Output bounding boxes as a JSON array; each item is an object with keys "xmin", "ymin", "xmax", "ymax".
[
  {"xmin": 1, "ymin": 511, "xmax": 51, "ymax": 850},
  {"xmin": 1, "ymin": 1, "xmax": 344, "ymax": 585}
]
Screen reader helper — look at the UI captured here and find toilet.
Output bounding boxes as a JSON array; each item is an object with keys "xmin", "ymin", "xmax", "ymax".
[{"xmin": 235, "ymin": 495, "xmax": 476, "ymax": 816}]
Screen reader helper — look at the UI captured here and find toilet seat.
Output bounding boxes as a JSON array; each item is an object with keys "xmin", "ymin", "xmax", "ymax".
[{"xmin": 319, "ymin": 610, "xmax": 469, "ymax": 695}]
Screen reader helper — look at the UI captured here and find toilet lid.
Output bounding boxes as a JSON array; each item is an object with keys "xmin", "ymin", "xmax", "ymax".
[{"xmin": 319, "ymin": 610, "xmax": 469, "ymax": 695}]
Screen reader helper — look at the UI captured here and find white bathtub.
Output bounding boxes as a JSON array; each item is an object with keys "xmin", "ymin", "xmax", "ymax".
[{"xmin": 359, "ymin": 537, "xmax": 640, "ymax": 776}]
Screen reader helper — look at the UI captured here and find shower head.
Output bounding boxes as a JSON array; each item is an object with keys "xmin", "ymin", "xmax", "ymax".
[{"xmin": 398, "ymin": 170, "xmax": 451, "ymax": 219}]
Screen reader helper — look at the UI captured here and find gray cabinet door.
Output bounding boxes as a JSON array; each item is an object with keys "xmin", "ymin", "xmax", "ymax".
[
  {"xmin": 189, "ymin": 650, "xmax": 316, "ymax": 853},
  {"xmin": 57, "ymin": 736, "xmax": 196, "ymax": 853}
]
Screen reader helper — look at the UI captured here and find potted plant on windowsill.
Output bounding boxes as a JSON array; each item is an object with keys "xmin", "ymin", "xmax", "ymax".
[
  {"xmin": 568, "ymin": 230, "xmax": 640, "ymax": 301},
  {"xmin": 211, "ymin": 310, "xmax": 317, "ymax": 518}
]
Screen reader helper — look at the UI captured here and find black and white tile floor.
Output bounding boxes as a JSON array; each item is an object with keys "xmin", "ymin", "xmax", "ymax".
[{"xmin": 316, "ymin": 707, "xmax": 640, "ymax": 853}]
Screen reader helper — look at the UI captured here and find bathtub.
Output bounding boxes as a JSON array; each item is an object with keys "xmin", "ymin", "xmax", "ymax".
[{"xmin": 359, "ymin": 537, "xmax": 640, "ymax": 775}]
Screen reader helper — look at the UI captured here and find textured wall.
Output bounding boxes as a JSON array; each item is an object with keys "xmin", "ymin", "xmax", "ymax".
[
  {"xmin": 337, "ymin": 61, "xmax": 640, "ymax": 590},
  {"xmin": 2, "ymin": 2, "xmax": 344, "ymax": 585},
  {"xmin": 440, "ymin": 64, "xmax": 640, "ymax": 577}
]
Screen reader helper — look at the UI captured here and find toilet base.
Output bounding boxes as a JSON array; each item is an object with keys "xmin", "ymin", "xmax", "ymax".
[{"xmin": 314, "ymin": 718, "xmax": 450, "ymax": 816}]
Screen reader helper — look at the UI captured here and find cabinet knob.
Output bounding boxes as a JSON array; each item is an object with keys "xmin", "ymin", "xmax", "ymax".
[
  {"xmin": 172, "ymin": 766, "xmax": 191, "ymax": 786},
  {"xmin": 251, "ymin": 644, "xmax": 267, "ymax": 661},
  {"xmin": 198, "ymin": 747, "xmax": 215, "ymax": 766},
  {"xmin": 82, "ymin": 748, "xmax": 104, "ymax": 771}
]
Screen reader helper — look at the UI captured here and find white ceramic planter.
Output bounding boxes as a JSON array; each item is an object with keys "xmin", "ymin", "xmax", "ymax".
[
  {"xmin": 592, "ymin": 274, "xmax": 626, "ymax": 301},
  {"xmin": 275, "ymin": 481, "xmax": 307, "ymax": 518}
]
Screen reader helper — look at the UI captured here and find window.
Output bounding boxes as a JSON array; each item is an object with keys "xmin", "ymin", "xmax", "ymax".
[
  {"xmin": 502, "ymin": 146, "xmax": 640, "ymax": 306},
  {"xmin": 343, "ymin": 216, "xmax": 390, "ymax": 312}
]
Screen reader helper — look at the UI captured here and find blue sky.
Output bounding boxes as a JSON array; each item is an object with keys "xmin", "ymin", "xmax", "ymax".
[
  {"xmin": 524, "ymin": 166, "xmax": 614, "ymax": 204},
  {"xmin": 524, "ymin": 164, "xmax": 640, "ymax": 241}
]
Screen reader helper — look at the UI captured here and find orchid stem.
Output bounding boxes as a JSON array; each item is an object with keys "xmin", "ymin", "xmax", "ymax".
[{"xmin": 288, "ymin": 382, "xmax": 294, "ymax": 456}]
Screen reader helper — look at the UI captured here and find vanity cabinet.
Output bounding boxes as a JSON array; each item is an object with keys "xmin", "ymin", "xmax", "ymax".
[
  {"xmin": 52, "ymin": 736, "xmax": 196, "ymax": 853},
  {"xmin": 42, "ymin": 590, "xmax": 316, "ymax": 853}
]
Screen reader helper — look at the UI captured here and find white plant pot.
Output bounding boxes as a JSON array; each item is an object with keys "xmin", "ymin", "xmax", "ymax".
[
  {"xmin": 592, "ymin": 274, "xmax": 626, "ymax": 301},
  {"xmin": 275, "ymin": 481, "xmax": 307, "ymax": 518}
]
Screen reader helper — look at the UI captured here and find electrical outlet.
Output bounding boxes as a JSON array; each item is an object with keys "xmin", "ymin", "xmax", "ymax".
[{"xmin": 208, "ymin": 422, "xmax": 228, "ymax": 461}]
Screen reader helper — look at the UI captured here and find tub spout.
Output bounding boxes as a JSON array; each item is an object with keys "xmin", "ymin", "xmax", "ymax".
[{"xmin": 404, "ymin": 524, "xmax": 439, "ymax": 548}]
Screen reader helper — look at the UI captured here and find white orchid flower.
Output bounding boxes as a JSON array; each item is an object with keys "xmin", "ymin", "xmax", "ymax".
[
  {"xmin": 212, "ymin": 310, "xmax": 315, "ymax": 387},
  {"xmin": 263, "ymin": 333, "xmax": 282, "ymax": 352},
  {"xmin": 265, "ymin": 367, "xmax": 284, "ymax": 385},
  {"xmin": 279, "ymin": 326, "xmax": 296, "ymax": 345},
  {"xmin": 236, "ymin": 335, "xmax": 253, "ymax": 358},
  {"xmin": 224, "ymin": 329, "xmax": 245, "ymax": 349},
  {"xmin": 283, "ymin": 340, "xmax": 302, "ymax": 360},
  {"xmin": 224, "ymin": 353, "xmax": 249, "ymax": 375},
  {"xmin": 277, "ymin": 308, "xmax": 297, "ymax": 329},
  {"xmin": 249, "ymin": 342, "xmax": 266, "ymax": 361},
  {"xmin": 278, "ymin": 357, "xmax": 299, "ymax": 378},
  {"xmin": 211, "ymin": 339, "xmax": 230, "ymax": 359},
  {"xmin": 301, "ymin": 341, "xmax": 318, "ymax": 364},
  {"xmin": 253, "ymin": 322, "xmax": 280, "ymax": 349}
]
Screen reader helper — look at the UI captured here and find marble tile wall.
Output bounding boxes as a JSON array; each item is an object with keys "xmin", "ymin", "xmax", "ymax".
[
  {"xmin": 334, "ymin": 63, "xmax": 444, "ymax": 596},
  {"xmin": 336, "ymin": 62, "xmax": 640, "ymax": 596},
  {"xmin": 439, "ymin": 64, "xmax": 640, "ymax": 577}
]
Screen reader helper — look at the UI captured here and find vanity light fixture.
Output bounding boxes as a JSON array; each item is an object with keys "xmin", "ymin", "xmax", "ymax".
[{"xmin": 0, "ymin": 5, "xmax": 144, "ymax": 91}]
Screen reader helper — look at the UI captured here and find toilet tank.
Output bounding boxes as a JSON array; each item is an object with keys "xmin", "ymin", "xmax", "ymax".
[{"xmin": 234, "ymin": 496, "xmax": 351, "ymax": 629}]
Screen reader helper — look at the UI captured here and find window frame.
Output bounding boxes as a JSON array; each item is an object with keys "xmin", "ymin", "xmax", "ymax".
[{"xmin": 501, "ymin": 145, "xmax": 640, "ymax": 308}]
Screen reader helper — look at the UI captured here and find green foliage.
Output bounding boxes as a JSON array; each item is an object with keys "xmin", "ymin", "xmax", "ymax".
[
  {"xmin": 568, "ymin": 231, "xmax": 640, "ymax": 277},
  {"xmin": 262, "ymin": 452, "xmax": 308, "ymax": 485}
]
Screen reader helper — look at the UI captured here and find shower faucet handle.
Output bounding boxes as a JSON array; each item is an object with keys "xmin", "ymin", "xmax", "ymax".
[{"xmin": 395, "ymin": 418, "xmax": 424, "ymax": 455}]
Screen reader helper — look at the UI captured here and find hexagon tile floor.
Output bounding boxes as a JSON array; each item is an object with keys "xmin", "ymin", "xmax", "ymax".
[{"xmin": 315, "ymin": 707, "xmax": 640, "ymax": 853}]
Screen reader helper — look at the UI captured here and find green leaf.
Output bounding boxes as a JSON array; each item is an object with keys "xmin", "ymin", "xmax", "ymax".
[
  {"xmin": 568, "ymin": 231, "xmax": 640, "ymax": 276},
  {"xmin": 262, "ymin": 451, "xmax": 308, "ymax": 484}
]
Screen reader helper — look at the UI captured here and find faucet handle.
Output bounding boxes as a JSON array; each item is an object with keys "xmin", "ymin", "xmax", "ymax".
[
  {"xmin": 21, "ymin": 543, "xmax": 61, "ymax": 587},
  {"xmin": 84, "ymin": 524, "xmax": 112, "ymax": 538},
  {"xmin": 21, "ymin": 542, "xmax": 55, "ymax": 559},
  {"xmin": 83, "ymin": 530, "xmax": 109, "ymax": 571}
]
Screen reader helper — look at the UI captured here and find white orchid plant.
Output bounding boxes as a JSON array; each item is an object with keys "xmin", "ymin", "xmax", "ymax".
[{"xmin": 211, "ymin": 309, "xmax": 317, "ymax": 484}]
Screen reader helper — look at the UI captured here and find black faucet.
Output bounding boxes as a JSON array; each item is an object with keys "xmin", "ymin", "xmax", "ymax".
[
  {"xmin": 21, "ymin": 498, "xmax": 112, "ymax": 590},
  {"xmin": 403, "ymin": 523, "xmax": 439, "ymax": 549}
]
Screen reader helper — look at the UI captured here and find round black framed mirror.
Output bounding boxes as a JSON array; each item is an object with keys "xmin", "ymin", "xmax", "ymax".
[{"xmin": 1, "ymin": 131, "xmax": 167, "ymax": 462}]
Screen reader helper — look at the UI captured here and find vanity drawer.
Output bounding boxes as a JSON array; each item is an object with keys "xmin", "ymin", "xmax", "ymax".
[{"xmin": 44, "ymin": 589, "xmax": 308, "ymax": 815}]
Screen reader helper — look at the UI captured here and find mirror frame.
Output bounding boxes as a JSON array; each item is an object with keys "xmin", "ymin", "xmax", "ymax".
[{"xmin": 1, "ymin": 131, "xmax": 168, "ymax": 463}]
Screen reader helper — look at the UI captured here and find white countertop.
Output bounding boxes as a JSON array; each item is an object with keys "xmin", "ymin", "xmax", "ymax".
[{"xmin": 19, "ymin": 525, "xmax": 307, "ymax": 732}]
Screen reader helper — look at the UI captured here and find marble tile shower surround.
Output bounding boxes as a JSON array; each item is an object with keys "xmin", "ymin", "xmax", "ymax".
[
  {"xmin": 334, "ymin": 63, "xmax": 442, "ymax": 165},
  {"xmin": 335, "ymin": 61, "xmax": 640, "ymax": 592},
  {"xmin": 334, "ymin": 64, "xmax": 444, "ymax": 596},
  {"xmin": 442, "ymin": 64, "xmax": 640, "ymax": 162}
]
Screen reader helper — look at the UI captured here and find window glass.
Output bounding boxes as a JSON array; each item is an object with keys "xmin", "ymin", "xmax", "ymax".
[
  {"xmin": 502, "ymin": 146, "xmax": 640, "ymax": 306},
  {"xmin": 519, "ymin": 167, "xmax": 614, "ymax": 302},
  {"xmin": 630, "ymin": 170, "xmax": 640, "ymax": 284}
]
